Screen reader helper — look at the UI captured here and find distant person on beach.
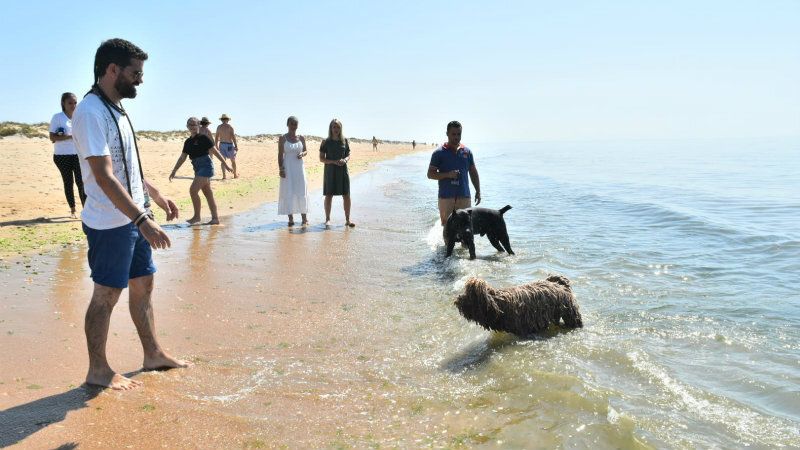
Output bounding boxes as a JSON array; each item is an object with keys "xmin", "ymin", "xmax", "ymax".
[
  {"xmin": 320, "ymin": 119, "xmax": 354, "ymax": 227},
  {"xmin": 215, "ymin": 113, "xmax": 239, "ymax": 179},
  {"xmin": 72, "ymin": 38, "xmax": 187, "ymax": 390},
  {"xmin": 169, "ymin": 117, "xmax": 231, "ymax": 225},
  {"xmin": 412, "ymin": 140, "xmax": 416, "ymax": 150},
  {"xmin": 199, "ymin": 116, "xmax": 214, "ymax": 141},
  {"xmin": 372, "ymin": 135, "xmax": 378, "ymax": 152},
  {"xmin": 278, "ymin": 115, "xmax": 309, "ymax": 226},
  {"xmin": 427, "ymin": 120, "xmax": 481, "ymax": 230},
  {"xmin": 49, "ymin": 92, "xmax": 86, "ymax": 218}
]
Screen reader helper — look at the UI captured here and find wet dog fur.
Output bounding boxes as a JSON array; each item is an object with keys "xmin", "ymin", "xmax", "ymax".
[
  {"xmin": 454, "ymin": 275, "xmax": 583, "ymax": 336},
  {"xmin": 444, "ymin": 205, "xmax": 514, "ymax": 259}
]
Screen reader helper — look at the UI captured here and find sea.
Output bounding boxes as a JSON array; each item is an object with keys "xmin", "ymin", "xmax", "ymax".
[{"xmin": 208, "ymin": 136, "xmax": 799, "ymax": 448}]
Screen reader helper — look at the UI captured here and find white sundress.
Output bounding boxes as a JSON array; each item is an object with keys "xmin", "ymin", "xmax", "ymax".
[{"xmin": 277, "ymin": 137, "xmax": 309, "ymax": 215}]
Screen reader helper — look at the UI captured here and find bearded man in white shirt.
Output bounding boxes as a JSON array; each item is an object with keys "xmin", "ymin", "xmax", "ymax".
[{"xmin": 72, "ymin": 38, "xmax": 188, "ymax": 390}]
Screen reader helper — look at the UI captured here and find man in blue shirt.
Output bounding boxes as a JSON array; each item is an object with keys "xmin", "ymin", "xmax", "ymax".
[{"xmin": 427, "ymin": 121, "xmax": 481, "ymax": 231}]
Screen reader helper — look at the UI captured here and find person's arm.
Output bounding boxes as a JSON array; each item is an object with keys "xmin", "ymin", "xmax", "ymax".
[
  {"xmin": 319, "ymin": 140, "xmax": 333, "ymax": 164},
  {"xmin": 232, "ymin": 127, "xmax": 239, "ymax": 150},
  {"xmin": 210, "ymin": 146, "xmax": 229, "ymax": 169},
  {"xmin": 86, "ymin": 156, "xmax": 172, "ymax": 249},
  {"xmin": 469, "ymin": 164, "xmax": 481, "ymax": 205},
  {"xmin": 297, "ymin": 136, "xmax": 307, "ymax": 159},
  {"xmin": 427, "ymin": 165, "xmax": 459, "ymax": 181},
  {"xmin": 169, "ymin": 153, "xmax": 188, "ymax": 180},
  {"xmin": 341, "ymin": 139, "xmax": 350, "ymax": 165},
  {"xmin": 278, "ymin": 135, "xmax": 286, "ymax": 178},
  {"xmin": 49, "ymin": 116, "xmax": 71, "ymax": 142},
  {"xmin": 143, "ymin": 178, "xmax": 179, "ymax": 222},
  {"xmin": 49, "ymin": 132, "xmax": 73, "ymax": 142},
  {"xmin": 214, "ymin": 127, "xmax": 221, "ymax": 147},
  {"xmin": 204, "ymin": 136, "xmax": 229, "ymax": 169}
]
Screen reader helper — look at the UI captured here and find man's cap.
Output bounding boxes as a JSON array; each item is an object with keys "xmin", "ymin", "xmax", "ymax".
[{"xmin": 220, "ymin": 114, "xmax": 231, "ymax": 121}]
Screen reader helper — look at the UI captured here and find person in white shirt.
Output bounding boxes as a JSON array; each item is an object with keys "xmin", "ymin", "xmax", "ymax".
[
  {"xmin": 49, "ymin": 92, "xmax": 85, "ymax": 218},
  {"xmin": 72, "ymin": 38, "xmax": 187, "ymax": 391}
]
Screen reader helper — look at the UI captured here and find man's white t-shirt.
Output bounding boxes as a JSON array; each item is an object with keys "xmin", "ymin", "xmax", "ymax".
[
  {"xmin": 72, "ymin": 93, "xmax": 146, "ymax": 230},
  {"xmin": 49, "ymin": 112, "xmax": 77, "ymax": 155}
]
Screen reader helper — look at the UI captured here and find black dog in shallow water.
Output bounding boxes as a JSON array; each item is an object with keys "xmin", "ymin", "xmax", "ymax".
[{"xmin": 444, "ymin": 205, "xmax": 514, "ymax": 259}]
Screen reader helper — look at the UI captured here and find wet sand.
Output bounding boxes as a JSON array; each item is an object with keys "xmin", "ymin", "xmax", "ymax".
[{"xmin": 0, "ymin": 158, "xmax": 513, "ymax": 449}]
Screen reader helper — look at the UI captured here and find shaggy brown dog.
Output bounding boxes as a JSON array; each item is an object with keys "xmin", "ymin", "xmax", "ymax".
[{"xmin": 454, "ymin": 275, "xmax": 583, "ymax": 336}]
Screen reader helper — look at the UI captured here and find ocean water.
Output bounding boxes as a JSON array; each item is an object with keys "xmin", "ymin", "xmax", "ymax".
[{"xmin": 249, "ymin": 137, "xmax": 797, "ymax": 448}]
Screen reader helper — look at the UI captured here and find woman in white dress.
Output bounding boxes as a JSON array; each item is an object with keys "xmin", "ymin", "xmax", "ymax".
[{"xmin": 277, "ymin": 116, "xmax": 309, "ymax": 226}]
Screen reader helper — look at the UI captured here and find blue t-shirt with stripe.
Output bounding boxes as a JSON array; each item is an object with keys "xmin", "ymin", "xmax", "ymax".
[{"xmin": 429, "ymin": 144, "xmax": 475, "ymax": 198}]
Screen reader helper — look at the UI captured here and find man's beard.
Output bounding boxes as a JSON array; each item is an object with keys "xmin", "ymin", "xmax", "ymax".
[{"xmin": 115, "ymin": 77, "xmax": 138, "ymax": 99}]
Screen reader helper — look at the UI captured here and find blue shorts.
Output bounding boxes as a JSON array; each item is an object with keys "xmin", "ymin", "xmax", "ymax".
[
  {"xmin": 219, "ymin": 142, "xmax": 236, "ymax": 159},
  {"xmin": 83, "ymin": 222, "xmax": 156, "ymax": 289},
  {"xmin": 191, "ymin": 155, "xmax": 214, "ymax": 178}
]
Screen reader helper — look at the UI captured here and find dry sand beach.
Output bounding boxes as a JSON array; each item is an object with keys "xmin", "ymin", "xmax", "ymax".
[{"xmin": 0, "ymin": 130, "xmax": 425, "ymax": 258}]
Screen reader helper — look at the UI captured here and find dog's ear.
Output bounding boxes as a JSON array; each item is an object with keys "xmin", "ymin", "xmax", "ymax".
[{"xmin": 546, "ymin": 274, "xmax": 571, "ymax": 287}]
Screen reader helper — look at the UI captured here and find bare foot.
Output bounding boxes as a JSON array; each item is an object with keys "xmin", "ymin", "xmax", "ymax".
[
  {"xmin": 187, "ymin": 217, "xmax": 201, "ymax": 225},
  {"xmin": 70, "ymin": 211, "xmax": 78, "ymax": 219},
  {"xmin": 288, "ymin": 221, "xmax": 295, "ymax": 227},
  {"xmin": 86, "ymin": 370, "xmax": 142, "ymax": 390},
  {"xmin": 143, "ymin": 352, "xmax": 192, "ymax": 371},
  {"xmin": 346, "ymin": 221, "xmax": 356, "ymax": 228},
  {"xmin": 234, "ymin": 173, "xmax": 239, "ymax": 179},
  {"xmin": 301, "ymin": 221, "xmax": 309, "ymax": 227},
  {"xmin": 324, "ymin": 220, "xmax": 331, "ymax": 227},
  {"xmin": 206, "ymin": 218, "xmax": 220, "ymax": 225}
]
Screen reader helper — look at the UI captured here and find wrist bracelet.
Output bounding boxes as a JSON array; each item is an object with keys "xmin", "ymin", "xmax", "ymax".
[{"xmin": 133, "ymin": 211, "xmax": 149, "ymax": 227}]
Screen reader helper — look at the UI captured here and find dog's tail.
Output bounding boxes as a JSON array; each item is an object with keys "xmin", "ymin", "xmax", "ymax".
[{"xmin": 499, "ymin": 205, "xmax": 512, "ymax": 215}]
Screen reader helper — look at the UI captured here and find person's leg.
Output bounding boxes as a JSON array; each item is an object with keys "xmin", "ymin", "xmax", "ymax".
[
  {"xmin": 200, "ymin": 180, "xmax": 219, "ymax": 224},
  {"xmin": 53, "ymin": 155, "xmax": 77, "ymax": 216},
  {"xmin": 128, "ymin": 275, "xmax": 189, "ymax": 370},
  {"xmin": 72, "ymin": 155, "xmax": 87, "ymax": 207},
  {"xmin": 301, "ymin": 213, "xmax": 308, "ymax": 225},
  {"xmin": 454, "ymin": 197, "xmax": 472, "ymax": 248},
  {"xmin": 231, "ymin": 156, "xmax": 238, "ymax": 178},
  {"xmin": 85, "ymin": 283, "xmax": 141, "ymax": 389},
  {"xmin": 187, "ymin": 177, "xmax": 204, "ymax": 224},
  {"xmin": 288, "ymin": 214, "xmax": 294, "ymax": 226},
  {"xmin": 220, "ymin": 144, "xmax": 229, "ymax": 179},
  {"xmin": 324, "ymin": 195, "xmax": 333, "ymax": 226},
  {"xmin": 438, "ymin": 198, "xmax": 454, "ymax": 226},
  {"xmin": 343, "ymin": 195, "xmax": 354, "ymax": 227},
  {"xmin": 438, "ymin": 197, "xmax": 456, "ymax": 241}
]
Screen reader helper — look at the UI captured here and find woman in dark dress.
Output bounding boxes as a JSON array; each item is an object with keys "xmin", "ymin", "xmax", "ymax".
[
  {"xmin": 319, "ymin": 118, "xmax": 354, "ymax": 227},
  {"xmin": 169, "ymin": 117, "xmax": 231, "ymax": 225}
]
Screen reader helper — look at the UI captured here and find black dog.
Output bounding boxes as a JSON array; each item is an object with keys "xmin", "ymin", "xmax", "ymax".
[{"xmin": 444, "ymin": 205, "xmax": 514, "ymax": 259}]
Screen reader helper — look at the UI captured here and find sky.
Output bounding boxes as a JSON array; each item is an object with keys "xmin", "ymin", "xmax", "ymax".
[{"xmin": 0, "ymin": 0, "xmax": 798, "ymax": 143}]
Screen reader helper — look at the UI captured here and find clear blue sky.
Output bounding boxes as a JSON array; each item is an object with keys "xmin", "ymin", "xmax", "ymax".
[{"xmin": 1, "ymin": 0, "xmax": 798, "ymax": 143}]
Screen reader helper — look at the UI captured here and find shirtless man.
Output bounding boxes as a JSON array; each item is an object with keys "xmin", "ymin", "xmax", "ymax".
[
  {"xmin": 372, "ymin": 136, "xmax": 378, "ymax": 152},
  {"xmin": 215, "ymin": 114, "xmax": 239, "ymax": 179}
]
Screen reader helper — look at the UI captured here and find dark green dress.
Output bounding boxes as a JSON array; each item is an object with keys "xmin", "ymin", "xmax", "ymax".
[{"xmin": 322, "ymin": 138, "xmax": 350, "ymax": 196}]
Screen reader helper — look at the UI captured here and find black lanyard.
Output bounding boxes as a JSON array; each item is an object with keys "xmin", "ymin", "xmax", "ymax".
[{"xmin": 88, "ymin": 86, "xmax": 151, "ymax": 209}]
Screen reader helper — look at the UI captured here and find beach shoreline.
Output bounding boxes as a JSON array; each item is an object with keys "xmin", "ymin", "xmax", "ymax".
[{"xmin": 0, "ymin": 133, "xmax": 429, "ymax": 260}]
